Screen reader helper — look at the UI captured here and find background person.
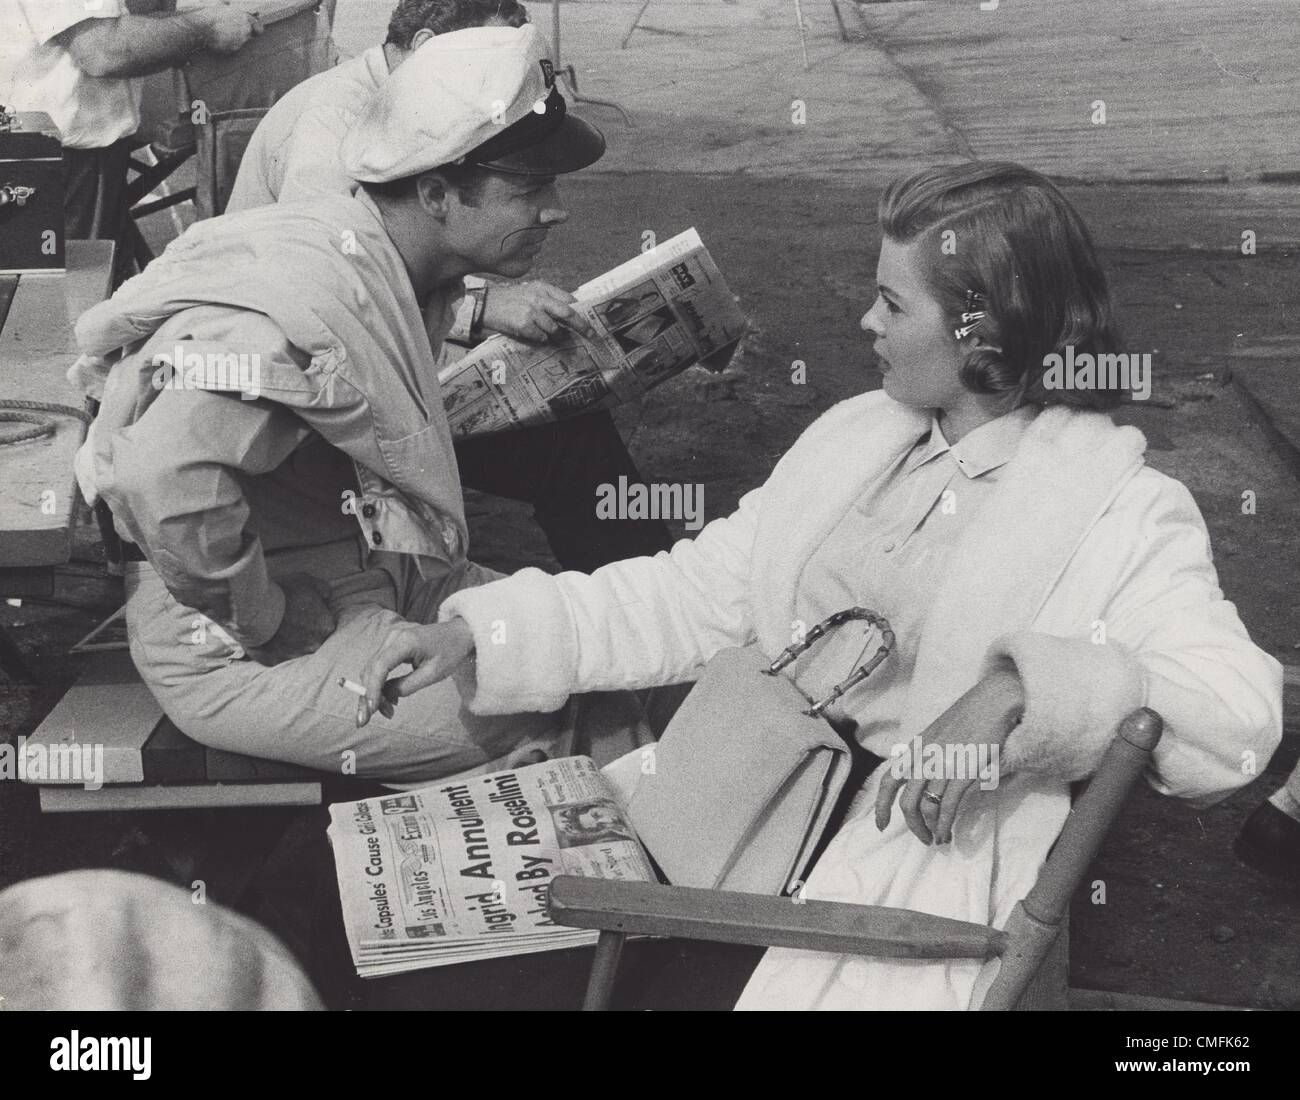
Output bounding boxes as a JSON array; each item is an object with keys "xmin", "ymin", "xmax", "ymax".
[
  {"xmin": 0, "ymin": 0, "xmax": 260, "ymax": 242},
  {"xmin": 0, "ymin": 870, "xmax": 321, "ymax": 1010},
  {"xmin": 227, "ymin": 0, "xmax": 525, "ymax": 212},
  {"xmin": 1236, "ymin": 760, "xmax": 1300, "ymax": 883}
]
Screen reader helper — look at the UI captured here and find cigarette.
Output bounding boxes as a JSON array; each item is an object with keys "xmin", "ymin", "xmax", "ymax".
[{"xmin": 337, "ymin": 677, "xmax": 368, "ymax": 698}]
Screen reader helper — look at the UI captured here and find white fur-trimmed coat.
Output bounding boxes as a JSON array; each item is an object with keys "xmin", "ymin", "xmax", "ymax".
[{"xmin": 441, "ymin": 391, "xmax": 1281, "ymax": 1009}]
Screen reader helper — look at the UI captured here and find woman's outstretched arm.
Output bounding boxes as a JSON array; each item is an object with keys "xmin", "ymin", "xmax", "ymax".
[{"xmin": 356, "ymin": 488, "xmax": 765, "ymax": 722}]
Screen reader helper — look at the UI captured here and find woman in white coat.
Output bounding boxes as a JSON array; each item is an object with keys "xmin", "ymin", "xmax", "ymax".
[{"xmin": 355, "ymin": 162, "xmax": 1282, "ymax": 1009}]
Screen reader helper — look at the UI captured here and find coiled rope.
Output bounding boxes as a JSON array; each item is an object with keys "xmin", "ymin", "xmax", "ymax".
[{"xmin": 0, "ymin": 400, "xmax": 92, "ymax": 446}]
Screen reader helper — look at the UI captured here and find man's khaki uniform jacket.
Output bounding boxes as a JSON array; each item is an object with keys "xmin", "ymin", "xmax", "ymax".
[{"xmin": 72, "ymin": 191, "xmax": 471, "ymax": 647}]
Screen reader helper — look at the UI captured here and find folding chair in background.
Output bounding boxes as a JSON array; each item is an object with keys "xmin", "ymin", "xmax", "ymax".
[
  {"xmin": 549, "ymin": 707, "xmax": 1164, "ymax": 1011},
  {"xmin": 127, "ymin": 0, "xmax": 337, "ymax": 270}
]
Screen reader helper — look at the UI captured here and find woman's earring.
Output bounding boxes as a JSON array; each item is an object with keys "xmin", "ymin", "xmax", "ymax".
[{"xmin": 954, "ymin": 290, "xmax": 987, "ymax": 340}]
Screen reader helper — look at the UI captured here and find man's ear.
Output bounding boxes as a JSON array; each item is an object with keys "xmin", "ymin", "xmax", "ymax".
[
  {"xmin": 415, "ymin": 171, "xmax": 456, "ymax": 222},
  {"xmin": 409, "ymin": 28, "xmax": 437, "ymax": 51}
]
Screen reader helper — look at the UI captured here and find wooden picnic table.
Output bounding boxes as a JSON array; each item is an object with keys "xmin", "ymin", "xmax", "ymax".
[
  {"xmin": 0, "ymin": 241, "xmax": 114, "ymax": 679},
  {"xmin": 0, "ymin": 240, "xmax": 114, "ymax": 571}
]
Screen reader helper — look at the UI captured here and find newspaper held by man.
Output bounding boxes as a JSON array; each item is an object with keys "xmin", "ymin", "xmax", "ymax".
[
  {"xmin": 438, "ymin": 228, "xmax": 747, "ymax": 438},
  {"xmin": 327, "ymin": 755, "xmax": 656, "ymax": 978}
]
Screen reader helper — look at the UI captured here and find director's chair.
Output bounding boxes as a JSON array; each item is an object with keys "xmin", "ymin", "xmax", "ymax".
[{"xmin": 549, "ymin": 707, "xmax": 1163, "ymax": 1010}]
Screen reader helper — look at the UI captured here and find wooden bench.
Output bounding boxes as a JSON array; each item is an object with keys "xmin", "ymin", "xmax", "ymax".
[{"xmin": 22, "ymin": 651, "xmax": 323, "ymax": 811}]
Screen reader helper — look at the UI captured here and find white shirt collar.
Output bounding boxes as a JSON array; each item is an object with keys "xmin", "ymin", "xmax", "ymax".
[{"xmin": 905, "ymin": 405, "xmax": 1040, "ymax": 479}]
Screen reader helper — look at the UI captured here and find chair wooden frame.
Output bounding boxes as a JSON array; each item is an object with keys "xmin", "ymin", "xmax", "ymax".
[{"xmin": 548, "ymin": 707, "xmax": 1163, "ymax": 1010}]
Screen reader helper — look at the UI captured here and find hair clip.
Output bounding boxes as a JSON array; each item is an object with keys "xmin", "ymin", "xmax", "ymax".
[{"xmin": 954, "ymin": 290, "xmax": 987, "ymax": 340}]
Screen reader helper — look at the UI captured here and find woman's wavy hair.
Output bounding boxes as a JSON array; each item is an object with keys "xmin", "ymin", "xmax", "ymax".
[{"xmin": 878, "ymin": 162, "xmax": 1125, "ymax": 411}]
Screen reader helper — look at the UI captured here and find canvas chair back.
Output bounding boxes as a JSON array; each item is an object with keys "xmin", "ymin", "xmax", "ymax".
[{"xmin": 136, "ymin": 0, "xmax": 336, "ymax": 216}]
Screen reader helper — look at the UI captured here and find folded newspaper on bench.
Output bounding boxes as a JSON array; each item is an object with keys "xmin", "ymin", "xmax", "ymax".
[
  {"xmin": 438, "ymin": 228, "xmax": 747, "ymax": 438},
  {"xmin": 327, "ymin": 756, "xmax": 655, "ymax": 977}
]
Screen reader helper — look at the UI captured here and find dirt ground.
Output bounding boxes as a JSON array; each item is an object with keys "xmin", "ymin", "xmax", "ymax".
[{"xmin": 3, "ymin": 166, "xmax": 1297, "ymax": 1007}]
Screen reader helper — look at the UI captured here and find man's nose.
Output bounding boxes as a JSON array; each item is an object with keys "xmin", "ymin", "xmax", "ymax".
[
  {"xmin": 861, "ymin": 303, "xmax": 886, "ymax": 337},
  {"xmin": 538, "ymin": 184, "xmax": 567, "ymax": 225}
]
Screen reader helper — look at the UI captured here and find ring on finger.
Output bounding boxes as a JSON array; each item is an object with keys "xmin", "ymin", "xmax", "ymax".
[{"xmin": 921, "ymin": 790, "xmax": 943, "ymax": 806}]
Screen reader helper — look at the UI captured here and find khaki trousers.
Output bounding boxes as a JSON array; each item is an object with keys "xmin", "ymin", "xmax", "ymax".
[{"xmin": 124, "ymin": 539, "xmax": 563, "ymax": 784}]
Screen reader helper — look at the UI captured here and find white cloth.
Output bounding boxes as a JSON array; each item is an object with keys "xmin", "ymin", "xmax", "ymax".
[
  {"xmin": 0, "ymin": 0, "xmax": 142, "ymax": 148},
  {"xmin": 221, "ymin": 43, "xmax": 483, "ymax": 339},
  {"xmin": 439, "ymin": 391, "xmax": 1282, "ymax": 1009},
  {"xmin": 786, "ymin": 405, "xmax": 1038, "ymax": 750},
  {"xmin": 73, "ymin": 191, "xmax": 471, "ymax": 594},
  {"xmin": 225, "ymin": 45, "xmax": 388, "ymax": 212}
]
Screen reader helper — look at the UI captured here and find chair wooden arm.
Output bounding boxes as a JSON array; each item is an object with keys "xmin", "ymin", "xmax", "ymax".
[
  {"xmin": 552, "ymin": 707, "xmax": 1163, "ymax": 1010},
  {"xmin": 548, "ymin": 876, "xmax": 1008, "ymax": 961},
  {"xmin": 979, "ymin": 706, "xmax": 1163, "ymax": 1009}
]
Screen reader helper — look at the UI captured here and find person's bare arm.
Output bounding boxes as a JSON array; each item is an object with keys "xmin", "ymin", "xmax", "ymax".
[{"xmin": 53, "ymin": 4, "xmax": 261, "ymax": 79}]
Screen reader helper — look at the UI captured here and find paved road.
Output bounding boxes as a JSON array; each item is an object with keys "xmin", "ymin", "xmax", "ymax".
[{"xmin": 334, "ymin": 0, "xmax": 1300, "ymax": 190}]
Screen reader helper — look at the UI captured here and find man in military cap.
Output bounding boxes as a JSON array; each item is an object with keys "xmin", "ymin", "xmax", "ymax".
[
  {"xmin": 225, "ymin": 0, "xmax": 671, "ymax": 576},
  {"xmin": 73, "ymin": 25, "xmax": 618, "ymax": 780}
]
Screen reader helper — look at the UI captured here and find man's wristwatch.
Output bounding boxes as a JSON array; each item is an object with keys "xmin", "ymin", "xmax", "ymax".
[{"xmin": 469, "ymin": 285, "xmax": 489, "ymax": 342}]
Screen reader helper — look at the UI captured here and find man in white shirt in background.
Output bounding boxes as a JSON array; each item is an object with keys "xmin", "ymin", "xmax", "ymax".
[
  {"xmin": 0, "ymin": 0, "xmax": 259, "ymax": 241},
  {"xmin": 229, "ymin": 0, "xmax": 522, "ymax": 212}
]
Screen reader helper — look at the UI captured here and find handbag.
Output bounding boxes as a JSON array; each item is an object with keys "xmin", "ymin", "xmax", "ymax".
[{"xmin": 621, "ymin": 612, "xmax": 892, "ymax": 897}]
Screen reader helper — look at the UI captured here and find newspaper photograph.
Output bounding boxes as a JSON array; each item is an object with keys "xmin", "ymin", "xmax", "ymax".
[
  {"xmin": 327, "ymin": 756, "xmax": 656, "ymax": 977},
  {"xmin": 438, "ymin": 228, "xmax": 748, "ymax": 438}
]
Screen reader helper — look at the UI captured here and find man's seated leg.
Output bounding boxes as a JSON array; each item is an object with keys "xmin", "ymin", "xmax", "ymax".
[
  {"xmin": 124, "ymin": 559, "xmax": 561, "ymax": 784},
  {"xmin": 62, "ymin": 138, "xmax": 135, "ymax": 286},
  {"xmin": 455, "ymin": 410, "xmax": 674, "ymax": 573}
]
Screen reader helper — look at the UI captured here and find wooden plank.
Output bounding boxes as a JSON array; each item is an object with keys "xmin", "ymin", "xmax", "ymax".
[
  {"xmin": 547, "ymin": 876, "xmax": 1007, "ymax": 960},
  {"xmin": 40, "ymin": 781, "xmax": 321, "ymax": 812},
  {"xmin": 0, "ymin": 240, "xmax": 114, "ymax": 567},
  {"xmin": 139, "ymin": 717, "xmax": 209, "ymax": 785},
  {"xmin": 1021, "ymin": 710, "xmax": 1162, "ymax": 927},
  {"xmin": 24, "ymin": 650, "xmax": 162, "ymax": 785},
  {"xmin": 139, "ymin": 715, "xmax": 322, "ymax": 784},
  {"xmin": 28, "ymin": 649, "xmax": 324, "ymax": 798},
  {"xmin": 204, "ymin": 745, "xmax": 318, "ymax": 782},
  {"xmin": 0, "ymin": 277, "xmax": 16, "ymax": 331}
]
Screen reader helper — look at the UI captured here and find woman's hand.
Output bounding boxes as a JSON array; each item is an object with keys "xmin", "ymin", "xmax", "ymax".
[
  {"xmin": 354, "ymin": 618, "xmax": 475, "ymax": 727},
  {"xmin": 874, "ymin": 668, "xmax": 1025, "ymax": 845}
]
